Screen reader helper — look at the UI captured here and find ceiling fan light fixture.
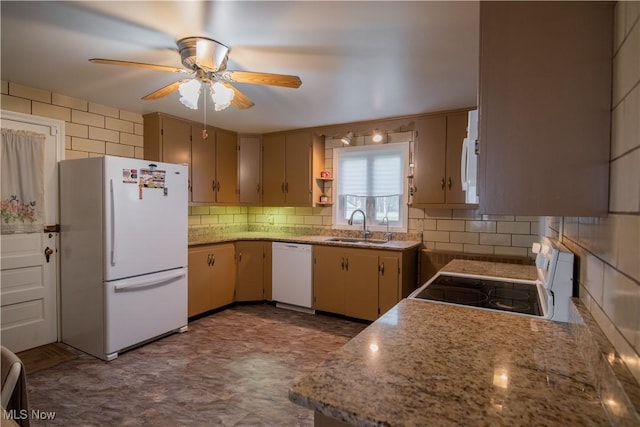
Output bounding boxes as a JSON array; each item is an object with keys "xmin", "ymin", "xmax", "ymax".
[
  {"xmin": 210, "ymin": 81, "xmax": 235, "ymax": 111},
  {"xmin": 178, "ymin": 79, "xmax": 201, "ymax": 109},
  {"xmin": 341, "ymin": 131, "xmax": 354, "ymax": 145}
]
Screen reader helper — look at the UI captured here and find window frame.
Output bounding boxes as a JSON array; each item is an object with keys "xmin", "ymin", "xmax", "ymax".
[{"xmin": 331, "ymin": 142, "xmax": 409, "ymax": 233}]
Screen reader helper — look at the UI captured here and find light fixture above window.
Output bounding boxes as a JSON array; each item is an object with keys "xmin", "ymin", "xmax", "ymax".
[
  {"xmin": 341, "ymin": 131, "xmax": 354, "ymax": 145},
  {"xmin": 372, "ymin": 129, "xmax": 383, "ymax": 143}
]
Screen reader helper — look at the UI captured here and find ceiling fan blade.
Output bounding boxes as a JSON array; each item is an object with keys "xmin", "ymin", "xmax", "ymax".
[
  {"xmin": 142, "ymin": 80, "xmax": 187, "ymax": 100},
  {"xmin": 220, "ymin": 82, "xmax": 255, "ymax": 109},
  {"xmin": 220, "ymin": 71, "xmax": 302, "ymax": 88},
  {"xmin": 89, "ymin": 58, "xmax": 192, "ymax": 74}
]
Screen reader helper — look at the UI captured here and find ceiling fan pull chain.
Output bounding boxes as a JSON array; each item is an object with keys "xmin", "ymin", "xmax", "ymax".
[{"xmin": 202, "ymin": 87, "xmax": 208, "ymax": 140}]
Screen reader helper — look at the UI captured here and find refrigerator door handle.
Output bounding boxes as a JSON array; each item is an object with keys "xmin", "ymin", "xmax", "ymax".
[
  {"xmin": 460, "ymin": 138, "xmax": 469, "ymax": 192},
  {"xmin": 113, "ymin": 269, "xmax": 186, "ymax": 292},
  {"xmin": 110, "ymin": 179, "xmax": 116, "ymax": 266}
]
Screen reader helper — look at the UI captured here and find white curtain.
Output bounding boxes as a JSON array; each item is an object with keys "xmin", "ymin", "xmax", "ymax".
[{"xmin": 1, "ymin": 128, "xmax": 46, "ymax": 234}]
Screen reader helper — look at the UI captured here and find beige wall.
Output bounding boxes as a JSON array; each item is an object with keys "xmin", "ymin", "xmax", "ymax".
[
  {"xmin": 551, "ymin": 2, "xmax": 640, "ymax": 384},
  {"xmin": 1, "ymin": 81, "xmax": 144, "ymax": 159}
]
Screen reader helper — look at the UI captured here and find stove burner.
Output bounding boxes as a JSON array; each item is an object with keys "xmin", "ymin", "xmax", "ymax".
[
  {"xmin": 488, "ymin": 288, "xmax": 531, "ymax": 301},
  {"xmin": 421, "ymin": 287, "xmax": 488, "ymax": 306},
  {"xmin": 412, "ymin": 274, "xmax": 543, "ymax": 317},
  {"xmin": 488, "ymin": 299, "xmax": 533, "ymax": 313}
]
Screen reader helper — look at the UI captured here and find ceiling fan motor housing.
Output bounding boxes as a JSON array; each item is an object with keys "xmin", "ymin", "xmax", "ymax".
[{"xmin": 177, "ymin": 37, "xmax": 229, "ymax": 72}]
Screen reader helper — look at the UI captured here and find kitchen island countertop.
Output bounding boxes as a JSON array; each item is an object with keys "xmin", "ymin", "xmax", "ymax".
[{"xmin": 289, "ymin": 298, "xmax": 611, "ymax": 426}]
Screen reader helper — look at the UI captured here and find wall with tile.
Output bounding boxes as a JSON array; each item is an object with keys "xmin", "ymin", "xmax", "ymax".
[
  {"xmin": 189, "ymin": 132, "xmax": 540, "ymax": 256},
  {"xmin": 1, "ymin": 81, "xmax": 144, "ymax": 159},
  {"xmin": 548, "ymin": 2, "xmax": 640, "ymax": 384}
]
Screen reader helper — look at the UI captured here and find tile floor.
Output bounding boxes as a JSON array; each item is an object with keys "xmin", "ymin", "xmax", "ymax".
[{"xmin": 25, "ymin": 304, "xmax": 367, "ymax": 426}]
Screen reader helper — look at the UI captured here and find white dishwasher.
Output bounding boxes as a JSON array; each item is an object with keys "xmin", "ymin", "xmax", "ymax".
[{"xmin": 272, "ymin": 242, "xmax": 314, "ymax": 312}]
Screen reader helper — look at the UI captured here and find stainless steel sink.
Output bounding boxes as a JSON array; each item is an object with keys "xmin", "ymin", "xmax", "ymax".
[{"xmin": 324, "ymin": 237, "xmax": 389, "ymax": 245}]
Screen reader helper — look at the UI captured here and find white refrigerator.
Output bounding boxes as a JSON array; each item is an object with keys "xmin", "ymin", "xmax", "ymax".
[{"xmin": 60, "ymin": 156, "xmax": 188, "ymax": 360}]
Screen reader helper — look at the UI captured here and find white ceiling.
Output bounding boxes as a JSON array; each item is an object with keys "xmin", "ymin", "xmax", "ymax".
[{"xmin": 0, "ymin": 1, "xmax": 479, "ymax": 134}]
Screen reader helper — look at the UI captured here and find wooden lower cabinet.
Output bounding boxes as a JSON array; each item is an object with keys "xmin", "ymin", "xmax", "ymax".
[
  {"xmin": 313, "ymin": 246, "xmax": 347, "ymax": 314},
  {"xmin": 188, "ymin": 243, "xmax": 236, "ymax": 317},
  {"xmin": 313, "ymin": 246, "xmax": 416, "ymax": 321},
  {"xmin": 236, "ymin": 241, "xmax": 271, "ymax": 301}
]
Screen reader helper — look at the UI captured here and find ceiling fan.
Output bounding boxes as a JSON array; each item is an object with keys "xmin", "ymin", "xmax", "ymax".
[{"xmin": 89, "ymin": 36, "xmax": 302, "ymax": 111}]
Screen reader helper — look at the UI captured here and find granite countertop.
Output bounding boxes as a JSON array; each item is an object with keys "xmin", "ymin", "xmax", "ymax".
[
  {"xmin": 440, "ymin": 259, "xmax": 538, "ymax": 281},
  {"xmin": 289, "ymin": 299, "xmax": 611, "ymax": 426},
  {"xmin": 188, "ymin": 232, "xmax": 421, "ymax": 251}
]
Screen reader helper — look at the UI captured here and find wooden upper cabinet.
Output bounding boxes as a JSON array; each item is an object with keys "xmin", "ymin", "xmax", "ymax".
[
  {"xmin": 261, "ymin": 130, "xmax": 323, "ymax": 206},
  {"xmin": 412, "ymin": 111, "xmax": 473, "ymax": 208},
  {"xmin": 144, "ymin": 113, "xmax": 237, "ymax": 206},
  {"xmin": 144, "ymin": 113, "xmax": 192, "ymax": 166},
  {"xmin": 284, "ymin": 132, "xmax": 313, "ymax": 205},
  {"xmin": 413, "ymin": 115, "xmax": 446, "ymax": 205},
  {"xmin": 191, "ymin": 125, "xmax": 216, "ymax": 203},
  {"xmin": 214, "ymin": 129, "xmax": 238, "ymax": 205},
  {"xmin": 262, "ymin": 133, "xmax": 287, "ymax": 205},
  {"xmin": 238, "ymin": 135, "xmax": 262, "ymax": 205},
  {"xmin": 444, "ymin": 111, "xmax": 469, "ymax": 205},
  {"xmin": 478, "ymin": 1, "xmax": 612, "ymax": 216}
]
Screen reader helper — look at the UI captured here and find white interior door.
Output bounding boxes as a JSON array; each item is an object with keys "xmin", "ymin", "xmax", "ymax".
[{"xmin": 0, "ymin": 110, "xmax": 64, "ymax": 352}]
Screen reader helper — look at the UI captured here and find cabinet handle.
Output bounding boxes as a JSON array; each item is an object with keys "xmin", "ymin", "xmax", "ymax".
[
  {"xmin": 345, "ymin": 258, "xmax": 349, "ymax": 271},
  {"xmin": 285, "ymin": 182, "xmax": 289, "ymax": 193},
  {"xmin": 379, "ymin": 262, "xmax": 385, "ymax": 275},
  {"xmin": 188, "ymin": 179, "xmax": 192, "ymax": 193},
  {"xmin": 238, "ymin": 252, "xmax": 242, "ymax": 262},
  {"xmin": 448, "ymin": 177, "xmax": 452, "ymax": 190},
  {"xmin": 441, "ymin": 178, "xmax": 445, "ymax": 190},
  {"xmin": 281, "ymin": 182, "xmax": 285, "ymax": 193},
  {"xmin": 341, "ymin": 257, "xmax": 345, "ymax": 270},
  {"xmin": 212, "ymin": 180, "xmax": 216, "ymax": 192},
  {"xmin": 211, "ymin": 255, "xmax": 215, "ymax": 266},
  {"xmin": 216, "ymin": 181, "xmax": 221, "ymax": 192},
  {"xmin": 256, "ymin": 184, "xmax": 260, "ymax": 193}
]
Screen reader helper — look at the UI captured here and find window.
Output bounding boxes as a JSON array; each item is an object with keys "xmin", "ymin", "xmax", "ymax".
[{"xmin": 333, "ymin": 142, "xmax": 409, "ymax": 232}]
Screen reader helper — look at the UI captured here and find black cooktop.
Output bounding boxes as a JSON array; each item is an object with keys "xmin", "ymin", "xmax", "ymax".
[{"xmin": 413, "ymin": 274, "xmax": 542, "ymax": 316}]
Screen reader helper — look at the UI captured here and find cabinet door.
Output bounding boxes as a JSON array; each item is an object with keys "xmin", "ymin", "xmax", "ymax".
[
  {"xmin": 191, "ymin": 125, "xmax": 216, "ymax": 203},
  {"xmin": 187, "ymin": 246, "xmax": 214, "ymax": 317},
  {"xmin": 378, "ymin": 255, "xmax": 400, "ymax": 317},
  {"xmin": 444, "ymin": 112, "xmax": 468, "ymax": 204},
  {"xmin": 478, "ymin": 2, "xmax": 611, "ymax": 216},
  {"xmin": 413, "ymin": 115, "xmax": 446, "ymax": 205},
  {"xmin": 343, "ymin": 249, "xmax": 379, "ymax": 321},
  {"xmin": 313, "ymin": 245, "xmax": 345, "ymax": 314},
  {"xmin": 210, "ymin": 244, "xmax": 236, "ymax": 309},
  {"xmin": 215, "ymin": 129, "xmax": 238, "ymax": 204},
  {"xmin": 264, "ymin": 242, "xmax": 272, "ymax": 301},
  {"xmin": 236, "ymin": 241, "xmax": 265, "ymax": 301},
  {"xmin": 238, "ymin": 135, "xmax": 262, "ymax": 205},
  {"xmin": 262, "ymin": 134, "xmax": 287, "ymax": 205},
  {"xmin": 161, "ymin": 116, "xmax": 192, "ymax": 166},
  {"xmin": 284, "ymin": 132, "xmax": 312, "ymax": 205}
]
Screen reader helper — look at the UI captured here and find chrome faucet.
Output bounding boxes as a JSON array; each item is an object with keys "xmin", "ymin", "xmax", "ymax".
[
  {"xmin": 381, "ymin": 216, "xmax": 391, "ymax": 242},
  {"xmin": 348, "ymin": 209, "xmax": 370, "ymax": 240}
]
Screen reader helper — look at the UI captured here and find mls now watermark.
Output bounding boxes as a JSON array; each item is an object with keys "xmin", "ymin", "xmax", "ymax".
[{"xmin": 3, "ymin": 409, "xmax": 57, "ymax": 421}]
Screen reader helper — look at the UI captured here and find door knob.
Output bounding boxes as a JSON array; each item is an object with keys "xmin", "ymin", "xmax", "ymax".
[{"xmin": 44, "ymin": 247, "xmax": 54, "ymax": 263}]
